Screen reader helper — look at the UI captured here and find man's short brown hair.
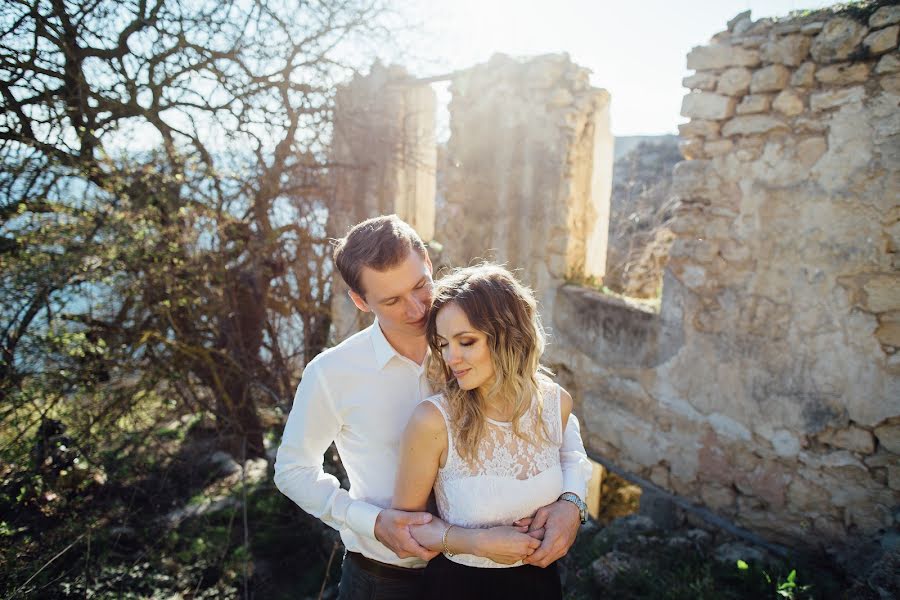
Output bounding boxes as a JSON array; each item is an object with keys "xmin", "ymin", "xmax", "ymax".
[{"xmin": 333, "ymin": 215, "xmax": 427, "ymax": 297}]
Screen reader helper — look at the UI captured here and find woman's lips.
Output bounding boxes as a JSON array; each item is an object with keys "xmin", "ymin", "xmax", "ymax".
[{"xmin": 453, "ymin": 369, "xmax": 471, "ymax": 378}]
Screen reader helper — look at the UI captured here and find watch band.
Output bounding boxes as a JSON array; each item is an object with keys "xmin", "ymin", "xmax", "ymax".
[{"xmin": 558, "ymin": 492, "xmax": 588, "ymax": 524}]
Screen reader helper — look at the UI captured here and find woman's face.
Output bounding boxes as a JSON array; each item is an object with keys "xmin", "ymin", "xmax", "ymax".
[{"xmin": 434, "ymin": 302, "xmax": 495, "ymax": 392}]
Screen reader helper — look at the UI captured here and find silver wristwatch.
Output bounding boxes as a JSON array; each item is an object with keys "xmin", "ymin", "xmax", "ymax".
[{"xmin": 558, "ymin": 492, "xmax": 588, "ymax": 524}]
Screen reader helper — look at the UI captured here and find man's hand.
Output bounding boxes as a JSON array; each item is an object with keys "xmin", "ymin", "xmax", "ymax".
[
  {"xmin": 517, "ymin": 499, "xmax": 580, "ymax": 567},
  {"xmin": 374, "ymin": 508, "xmax": 439, "ymax": 561}
]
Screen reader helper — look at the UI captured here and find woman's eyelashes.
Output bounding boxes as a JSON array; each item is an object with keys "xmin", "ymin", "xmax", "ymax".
[{"xmin": 437, "ymin": 339, "xmax": 476, "ymax": 349}]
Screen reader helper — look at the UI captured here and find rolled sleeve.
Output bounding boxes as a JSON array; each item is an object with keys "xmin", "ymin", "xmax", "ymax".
[
  {"xmin": 560, "ymin": 413, "xmax": 592, "ymax": 500},
  {"xmin": 274, "ymin": 362, "xmax": 382, "ymax": 540}
]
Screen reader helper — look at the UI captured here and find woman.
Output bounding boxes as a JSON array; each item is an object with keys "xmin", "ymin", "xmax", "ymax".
[{"xmin": 392, "ymin": 264, "xmax": 573, "ymax": 599}]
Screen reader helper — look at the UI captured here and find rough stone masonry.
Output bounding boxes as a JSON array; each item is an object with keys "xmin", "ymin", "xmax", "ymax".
[
  {"xmin": 327, "ymin": 4, "xmax": 900, "ymax": 551},
  {"xmin": 549, "ymin": 4, "xmax": 900, "ymax": 548}
]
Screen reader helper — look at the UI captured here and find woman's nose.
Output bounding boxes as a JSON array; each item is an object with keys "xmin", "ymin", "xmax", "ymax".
[{"xmin": 444, "ymin": 346, "xmax": 461, "ymax": 365}]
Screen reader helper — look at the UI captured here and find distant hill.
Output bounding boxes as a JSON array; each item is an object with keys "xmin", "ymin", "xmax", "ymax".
[
  {"xmin": 613, "ymin": 135, "xmax": 678, "ymax": 161},
  {"xmin": 605, "ymin": 135, "xmax": 682, "ymax": 298}
]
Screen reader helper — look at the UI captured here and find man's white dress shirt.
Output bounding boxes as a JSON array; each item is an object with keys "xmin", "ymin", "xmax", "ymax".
[{"xmin": 274, "ymin": 321, "xmax": 592, "ymax": 568}]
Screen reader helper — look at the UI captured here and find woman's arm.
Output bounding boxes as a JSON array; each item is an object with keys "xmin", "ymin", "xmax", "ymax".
[{"xmin": 392, "ymin": 400, "xmax": 447, "ymax": 512}]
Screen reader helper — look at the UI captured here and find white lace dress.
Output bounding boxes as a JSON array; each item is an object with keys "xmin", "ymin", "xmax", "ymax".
[{"xmin": 424, "ymin": 381, "xmax": 564, "ymax": 568}]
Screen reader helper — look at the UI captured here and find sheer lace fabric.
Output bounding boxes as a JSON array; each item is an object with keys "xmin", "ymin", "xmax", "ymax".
[{"xmin": 425, "ymin": 381, "xmax": 564, "ymax": 568}]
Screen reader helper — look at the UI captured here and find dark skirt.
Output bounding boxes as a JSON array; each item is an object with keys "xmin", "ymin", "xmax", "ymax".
[{"xmin": 422, "ymin": 554, "xmax": 561, "ymax": 600}]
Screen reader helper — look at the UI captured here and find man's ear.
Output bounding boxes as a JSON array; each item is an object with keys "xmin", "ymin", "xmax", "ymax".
[
  {"xmin": 348, "ymin": 289, "xmax": 370, "ymax": 313},
  {"xmin": 424, "ymin": 252, "xmax": 433, "ymax": 274}
]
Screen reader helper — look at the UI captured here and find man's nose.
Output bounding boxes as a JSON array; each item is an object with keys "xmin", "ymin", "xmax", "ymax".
[{"xmin": 407, "ymin": 296, "xmax": 425, "ymax": 319}]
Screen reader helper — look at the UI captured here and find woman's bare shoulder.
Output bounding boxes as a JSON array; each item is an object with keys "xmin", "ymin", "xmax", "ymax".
[{"xmin": 408, "ymin": 397, "xmax": 448, "ymax": 435}]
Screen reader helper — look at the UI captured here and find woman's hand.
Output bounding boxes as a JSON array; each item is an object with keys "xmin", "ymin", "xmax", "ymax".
[
  {"xmin": 475, "ymin": 526, "xmax": 541, "ymax": 564},
  {"xmin": 408, "ymin": 518, "xmax": 449, "ymax": 551}
]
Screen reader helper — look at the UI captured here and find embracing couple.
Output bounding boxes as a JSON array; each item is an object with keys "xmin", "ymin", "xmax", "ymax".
[{"xmin": 274, "ymin": 215, "xmax": 591, "ymax": 599}]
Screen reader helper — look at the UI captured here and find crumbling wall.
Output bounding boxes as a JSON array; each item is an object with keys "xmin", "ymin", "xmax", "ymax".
[
  {"xmin": 553, "ymin": 5, "xmax": 900, "ymax": 548},
  {"xmin": 327, "ymin": 8, "xmax": 899, "ymax": 549},
  {"xmin": 328, "ymin": 64, "xmax": 436, "ymax": 339},
  {"xmin": 438, "ymin": 53, "xmax": 613, "ymax": 319}
]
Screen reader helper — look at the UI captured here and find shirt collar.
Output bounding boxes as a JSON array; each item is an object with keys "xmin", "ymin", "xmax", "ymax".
[
  {"xmin": 370, "ymin": 319, "xmax": 401, "ymax": 370},
  {"xmin": 370, "ymin": 319, "xmax": 430, "ymax": 371}
]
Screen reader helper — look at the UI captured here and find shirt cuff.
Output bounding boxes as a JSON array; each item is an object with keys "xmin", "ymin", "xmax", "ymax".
[
  {"xmin": 346, "ymin": 500, "xmax": 383, "ymax": 540},
  {"xmin": 562, "ymin": 469, "xmax": 589, "ymax": 501}
]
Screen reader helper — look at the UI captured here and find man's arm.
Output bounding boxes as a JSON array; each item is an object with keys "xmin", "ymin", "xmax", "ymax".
[
  {"xmin": 274, "ymin": 362, "xmax": 381, "ymax": 535},
  {"xmin": 522, "ymin": 389, "xmax": 591, "ymax": 567},
  {"xmin": 274, "ymin": 362, "xmax": 433, "ymax": 560}
]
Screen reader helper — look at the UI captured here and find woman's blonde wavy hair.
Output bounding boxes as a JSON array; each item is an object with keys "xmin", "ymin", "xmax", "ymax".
[{"xmin": 426, "ymin": 264, "xmax": 552, "ymax": 465}]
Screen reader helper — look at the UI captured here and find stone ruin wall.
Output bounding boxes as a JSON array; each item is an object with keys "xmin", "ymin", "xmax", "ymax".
[
  {"xmin": 328, "ymin": 64, "xmax": 436, "ymax": 340},
  {"xmin": 326, "ymin": 5, "xmax": 900, "ymax": 551},
  {"xmin": 635, "ymin": 5, "xmax": 900, "ymax": 546},
  {"xmin": 437, "ymin": 53, "xmax": 613, "ymax": 325}
]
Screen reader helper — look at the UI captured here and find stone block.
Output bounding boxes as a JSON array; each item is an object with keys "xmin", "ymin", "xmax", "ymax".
[
  {"xmin": 671, "ymin": 158, "xmax": 718, "ymax": 196},
  {"xmin": 681, "ymin": 92, "xmax": 736, "ymax": 120},
  {"xmin": 818, "ymin": 426, "xmax": 876, "ymax": 454},
  {"xmin": 876, "ymin": 53, "xmax": 900, "ymax": 74},
  {"xmin": 719, "ymin": 238, "xmax": 751, "ymax": 262},
  {"xmin": 775, "ymin": 23, "xmax": 803, "ymax": 35},
  {"xmin": 727, "ymin": 10, "xmax": 751, "ymax": 32},
  {"xmin": 787, "ymin": 477, "xmax": 830, "ymax": 512},
  {"xmin": 687, "ymin": 44, "xmax": 761, "ymax": 70},
  {"xmin": 738, "ymin": 35, "xmax": 767, "ymax": 49},
  {"xmin": 865, "ymin": 26, "xmax": 899, "ymax": 55},
  {"xmin": 796, "ymin": 137, "xmax": 827, "ymax": 166},
  {"xmin": 811, "ymin": 17, "xmax": 868, "ymax": 63},
  {"xmin": 700, "ymin": 484, "xmax": 736, "ymax": 510},
  {"xmin": 705, "ymin": 139, "xmax": 733, "ymax": 156},
  {"xmin": 874, "ymin": 423, "xmax": 900, "ymax": 454},
  {"xmin": 735, "ymin": 94, "xmax": 772, "ymax": 114},
  {"xmin": 815, "ymin": 62, "xmax": 871, "ymax": 84},
  {"xmin": 810, "ymin": 86, "xmax": 866, "ymax": 111},
  {"xmin": 801, "ymin": 22, "xmax": 825, "ymax": 35},
  {"xmin": 547, "ymin": 88, "xmax": 574, "ymax": 107},
  {"xmin": 791, "ymin": 62, "xmax": 816, "ymax": 87},
  {"xmin": 717, "ymin": 67, "xmax": 752, "ymax": 96},
  {"xmin": 678, "ymin": 120, "xmax": 720, "ymax": 138},
  {"xmin": 770, "ymin": 429, "xmax": 801, "ymax": 457},
  {"xmin": 876, "ymin": 313, "xmax": 900, "ymax": 346},
  {"xmin": 750, "ymin": 64, "xmax": 791, "ymax": 93},
  {"xmin": 882, "ymin": 73, "xmax": 900, "ymax": 94},
  {"xmin": 888, "ymin": 465, "xmax": 900, "ymax": 491},
  {"xmin": 762, "ymin": 34, "xmax": 811, "ymax": 66},
  {"xmin": 721, "ymin": 115, "xmax": 789, "ymax": 136},
  {"xmin": 648, "ymin": 465, "xmax": 670, "ymax": 488},
  {"xmin": 678, "ymin": 137, "xmax": 705, "ymax": 160},
  {"xmin": 863, "ymin": 274, "xmax": 900, "ymax": 312},
  {"xmin": 683, "ymin": 72, "xmax": 718, "ymax": 91},
  {"xmin": 772, "ymin": 90, "xmax": 804, "ymax": 116},
  {"xmin": 881, "ymin": 306, "xmax": 900, "ymax": 346},
  {"xmin": 870, "ymin": 6, "xmax": 900, "ymax": 28}
]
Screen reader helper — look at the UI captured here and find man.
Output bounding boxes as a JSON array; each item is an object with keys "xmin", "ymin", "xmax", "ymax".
[{"xmin": 274, "ymin": 215, "xmax": 591, "ymax": 599}]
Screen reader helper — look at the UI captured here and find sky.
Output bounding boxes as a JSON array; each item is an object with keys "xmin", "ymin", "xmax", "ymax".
[{"xmin": 399, "ymin": 0, "xmax": 838, "ymax": 136}]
